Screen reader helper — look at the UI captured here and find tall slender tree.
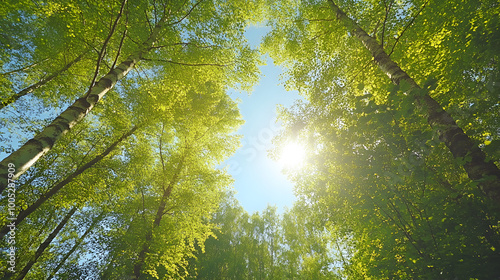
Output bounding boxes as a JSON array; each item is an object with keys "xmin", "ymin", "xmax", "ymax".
[
  {"xmin": 13, "ymin": 206, "xmax": 78, "ymax": 280},
  {"xmin": 325, "ymin": 0, "xmax": 500, "ymax": 202},
  {"xmin": 0, "ymin": 125, "xmax": 138, "ymax": 238},
  {"xmin": 0, "ymin": 0, "xmax": 261, "ymax": 190}
]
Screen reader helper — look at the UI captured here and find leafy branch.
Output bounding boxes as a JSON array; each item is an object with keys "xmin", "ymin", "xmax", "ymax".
[{"xmin": 166, "ymin": 0, "xmax": 205, "ymax": 26}]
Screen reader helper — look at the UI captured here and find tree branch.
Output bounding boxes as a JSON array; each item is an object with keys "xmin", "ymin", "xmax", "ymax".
[
  {"xmin": 111, "ymin": 26, "xmax": 128, "ymax": 69},
  {"xmin": 294, "ymin": 18, "xmax": 334, "ymax": 23},
  {"xmin": 144, "ymin": 9, "xmax": 153, "ymax": 33},
  {"xmin": 380, "ymin": 0, "xmax": 395, "ymax": 47},
  {"xmin": 0, "ymin": 58, "xmax": 49, "ymax": 76},
  {"xmin": 1, "ymin": 52, "xmax": 86, "ymax": 110},
  {"xmin": 388, "ymin": 0, "xmax": 429, "ymax": 56},
  {"xmin": 149, "ymin": 42, "xmax": 226, "ymax": 50},
  {"xmin": 167, "ymin": 0, "xmax": 204, "ymax": 26}
]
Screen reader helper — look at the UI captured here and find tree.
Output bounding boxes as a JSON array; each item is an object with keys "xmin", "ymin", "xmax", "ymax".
[
  {"xmin": 12, "ymin": 206, "xmax": 77, "ymax": 280},
  {"xmin": 0, "ymin": 125, "xmax": 138, "ymax": 239},
  {"xmin": 188, "ymin": 195, "xmax": 341, "ymax": 280},
  {"xmin": 263, "ymin": 0, "xmax": 500, "ymax": 202},
  {"xmin": 0, "ymin": 0, "xmax": 261, "ymax": 190},
  {"xmin": 1, "ymin": 1, "xmax": 261, "ymax": 278},
  {"xmin": 325, "ymin": 0, "xmax": 500, "ymax": 202},
  {"xmin": 94, "ymin": 83, "xmax": 244, "ymax": 279},
  {"xmin": 263, "ymin": 0, "xmax": 500, "ymax": 278}
]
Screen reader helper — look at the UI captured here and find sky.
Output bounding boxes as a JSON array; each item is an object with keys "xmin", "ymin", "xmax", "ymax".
[{"xmin": 225, "ymin": 26, "xmax": 303, "ymax": 215}]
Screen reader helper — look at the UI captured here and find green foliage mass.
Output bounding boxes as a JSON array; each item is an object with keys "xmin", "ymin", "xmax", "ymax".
[
  {"xmin": 1, "ymin": 0, "xmax": 499, "ymax": 279},
  {"xmin": 187, "ymin": 193, "xmax": 341, "ymax": 280},
  {"xmin": 263, "ymin": 0, "xmax": 500, "ymax": 279}
]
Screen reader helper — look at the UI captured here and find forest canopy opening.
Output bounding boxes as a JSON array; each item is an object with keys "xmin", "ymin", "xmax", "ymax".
[{"xmin": 0, "ymin": 0, "xmax": 499, "ymax": 279}]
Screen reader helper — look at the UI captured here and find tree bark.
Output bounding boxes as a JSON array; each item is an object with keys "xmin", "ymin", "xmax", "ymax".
[
  {"xmin": 0, "ymin": 52, "xmax": 86, "ymax": 111},
  {"xmin": 326, "ymin": 0, "xmax": 500, "ymax": 202},
  {"xmin": 0, "ymin": 126, "xmax": 138, "ymax": 238},
  {"xmin": 0, "ymin": 14, "xmax": 168, "ymax": 191},
  {"xmin": 14, "ymin": 206, "xmax": 78, "ymax": 280}
]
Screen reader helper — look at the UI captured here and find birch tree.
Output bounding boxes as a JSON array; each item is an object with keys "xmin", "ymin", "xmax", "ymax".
[
  {"xmin": 325, "ymin": 0, "xmax": 500, "ymax": 202},
  {"xmin": 0, "ymin": 0, "xmax": 261, "ymax": 190},
  {"xmin": 95, "ymin": 82, "xmax": 244, "ymax": 279}
]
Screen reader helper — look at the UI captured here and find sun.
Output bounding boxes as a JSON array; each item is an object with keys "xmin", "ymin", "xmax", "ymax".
[{"xmin": 278, "ymin": 142, "xmax": 306, "ymax": 169}]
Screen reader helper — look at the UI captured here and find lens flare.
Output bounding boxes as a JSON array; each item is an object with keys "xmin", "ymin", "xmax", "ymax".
[{"xmin": 279, "ymin": 142, "xmax": 306, "ymax": 169}]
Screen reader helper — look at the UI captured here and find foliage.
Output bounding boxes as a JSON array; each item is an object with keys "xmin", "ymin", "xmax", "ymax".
[
  {"xmin": 187, "ymin": 192, "xmax": 341, "ymax": 280},
  {"xmin": 263, "ymin": 0, "xmax": 500, "ymax": 279},
  {"xmin": 1, "ymin": 0, "xmax": 499, "ymax": 279},
  {"xmin": 0, "ymin": 0, "xmax": 259, "ymax": 278}
]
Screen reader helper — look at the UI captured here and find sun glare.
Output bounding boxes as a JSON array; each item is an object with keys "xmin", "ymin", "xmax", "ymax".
[{"xmin": 279, "ymin": 142, "xmax": 306, "ymax": 169}]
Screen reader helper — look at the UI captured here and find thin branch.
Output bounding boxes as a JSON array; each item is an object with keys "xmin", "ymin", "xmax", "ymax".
[
  {"xmin": 294, "ymin": 18, "xmax": 334, "ymax": 23},
  {"xmin": 135, "ymin": 63, "xmax": 151, "ymax": 80},
  {"xmin": 1, "ymin": 52, "xmax": 86, "ymax": 110},
  {"xmin": 149, "ymin": 42, "xmax": 225, "ymax": 50},
  {"xmin": 380, "ymin": 0, "xmax": 395, "ymax": 47},
  {"xmin": 111, "ymin": 24, "xmax": 128, "ymax": 69},
  {"xmin": 370, "ymin": 19, "xmax": 382, "ymax": 40},
  {"xmin": 153, "ymin": 0, "xmax": 159, "ymax": 25},
  {"xmin": 75, "ymin": 132, "xmax": 106, "ymax": 168},
  {"xmin": 388, "ymin": 0, "xmax": 429, "ymax": 56},
  {"xmin": 166, "ymin": 0, "xmax": 204, "ymax": 26},
  {"xmin": 159, "ymin": 122, "xmax": 167, "ymax": 191},
  {"xmin": 133, "ymin": 67, "xmax": 145, "ymax": 81},
  {"xmin": 376, "ymin": 200, "xmax": 426, "ymax": 258},
  {"xmin": 310, "ymin": 29, "xmax": 334, "ymax": 41},
  {"xmin": 346, "ymin": 59, "xmax": 374, "ymax": 87},
  {"xmin": 125, "ymin": 32, "xmax": 142, "ymax": 46},
  {"xmin": 162, "ymin": 204, "xmax": 180, "ymax": 216},
  {"xmin": 0, "ymin": 58, "xmax": 49, "ymax": 76},
  {"xmin": 47, "ymin": 211, "xmax": 105, "ymax": 279},
  {"xmin": 144, "ymin": 9, "xmax": 153, "ymax": 33}
]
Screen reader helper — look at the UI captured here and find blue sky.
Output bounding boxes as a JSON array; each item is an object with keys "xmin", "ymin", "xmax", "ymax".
[{"xmin": 226, "ymin": 26, "xmax": 303, "ymax": 214}]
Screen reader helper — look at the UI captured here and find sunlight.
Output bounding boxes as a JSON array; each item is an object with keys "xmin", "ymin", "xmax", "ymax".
[{"xmin": 279, "ymin": 142, "xmax": 306, "ymax": 169}]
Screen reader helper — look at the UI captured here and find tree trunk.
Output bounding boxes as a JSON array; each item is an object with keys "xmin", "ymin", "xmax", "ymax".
[
  {"xmin": 0, "ymin": 14, "xmax": 168, "ymax": 191},
  {"xmin": 46, "ymin": 211, "xmax": 105, "ymax": 280},
  {"xmin": 0, "ymin": 52, "xmax": 86, "ymax": 110},
  {"xmin": 14, "ymin": 206, "xmax": 78, "ymax": 280},
  {"xmin": 326, "ymin": 0, "xmax": 500, "ymax": 202},
  {"xmin": 0, "ymin": 126, "xmax": 138, "ymax": 238},
  {"xmin": 132, "ymin": 157, "xmax": 184, "ymax": 279}
]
